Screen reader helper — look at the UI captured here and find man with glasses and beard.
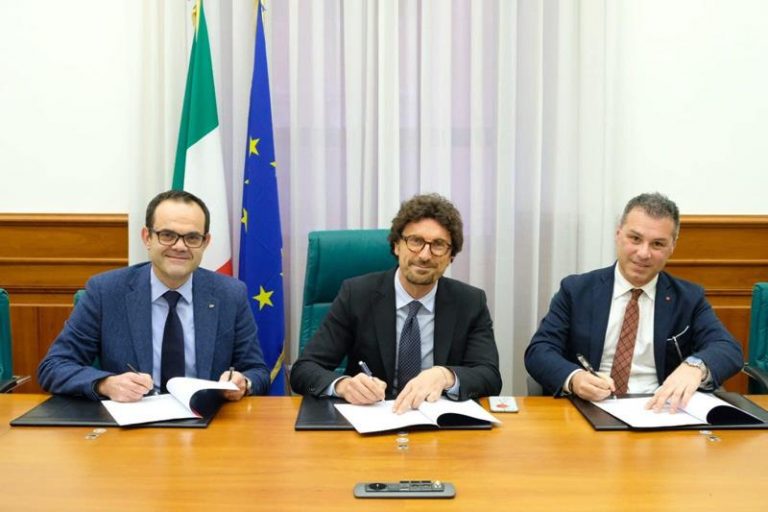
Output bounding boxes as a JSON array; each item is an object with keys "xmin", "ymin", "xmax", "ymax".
[
  {"xmin": 38, "ymin": 190, "xmax": 269, "ymax": 401},
  {"xmin": 290, "ymin": 193, "xmax": 502, "ymax": 414}
]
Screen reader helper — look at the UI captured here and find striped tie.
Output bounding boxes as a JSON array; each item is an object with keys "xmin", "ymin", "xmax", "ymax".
[{"xmin": 610, "ymin": 288, "xmax": 643, "ymax": 395}]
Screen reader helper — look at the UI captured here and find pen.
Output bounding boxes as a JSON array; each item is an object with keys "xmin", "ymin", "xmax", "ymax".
[
  {"xmin": 228, "ymin": 366, "xmax": 235, "ymax": 381},
  {"xmin": 126, "ymin": 363, "xmax": 158, "ymax": 396},
  {"xmin": 666, "ymin": 325, "xmax": 690, "ymax": 362},
  {"xmin": 358, "ymin": 361, "xmax": 374, "ymax": 378},
  {"xmin": 575, "ymin": 353, "xmax": 616, "ymax": 400}
]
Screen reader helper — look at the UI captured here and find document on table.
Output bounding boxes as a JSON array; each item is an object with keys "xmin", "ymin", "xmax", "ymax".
[
  {"xmin": 334, "ymin": 398, "xmax": 501, "ymax": 434},
  {"xmin": 591, "ymin": 391, "xmax": 763, "ymax": 429},
  {"xmin": 102, "ymin": 377, "xmax": 238, "ymax": 426}
]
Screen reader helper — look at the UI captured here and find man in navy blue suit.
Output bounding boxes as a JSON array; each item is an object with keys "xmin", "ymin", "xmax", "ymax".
[
  {"xmin": 525, "ymin": 192, "xmax": 743, "ymax": 411},
  {"xmin": 38, "ymin": 190, "xmax": 269, "ymax": 402}
]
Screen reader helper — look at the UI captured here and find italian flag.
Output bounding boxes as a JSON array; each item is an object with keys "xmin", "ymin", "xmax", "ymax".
[{"xmin": 172, "ymin": 0, "xmax": 232, "ymax": 275}]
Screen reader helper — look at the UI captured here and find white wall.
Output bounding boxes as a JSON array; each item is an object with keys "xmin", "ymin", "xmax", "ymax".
[
  {"xmin": 608, "ymin": 0, "xmax": 768, "ymax": 214},
  {"xmin": 0, "ymin": 1, "xmax": 145, "ymax": 213}
]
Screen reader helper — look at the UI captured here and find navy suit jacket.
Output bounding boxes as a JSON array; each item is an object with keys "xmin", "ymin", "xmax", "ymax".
[
  {"xmin": 290, "ymin": 269, "xmax": 502, "ymax": 401},
  {"xmin": 524, "ymin": 265, "xmax": 743, "ymax": 395},
  {"xmin": 38, "ymin": 263, "xmax": 270, "ymax": 400}
]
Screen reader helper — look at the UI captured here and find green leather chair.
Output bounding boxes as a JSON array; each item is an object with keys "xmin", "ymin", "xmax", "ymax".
[
  {"xmin": 298, "ymin": 229, "xmax": 396, "ymax": 373},
  {"xmin": 0, "ymin": 289, "xmax": 13, "ymax": 380},
  {"xmin": 744, "ymin": 283, "xmax": 768, "ymax": 393}
]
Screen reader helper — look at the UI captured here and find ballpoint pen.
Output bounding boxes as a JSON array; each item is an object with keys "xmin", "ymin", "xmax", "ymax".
[
  {"xmin": 575, "ymin": 353, "xmax": 616, "ymax": 400},
  {"xmin": 358, "ymin": 360, "xmax": 374, "ymax": 378},
  {"xmin": 126, "ymin": 363, "xmax": 159, "ymax": 396},
  {"xmin": 358, "ymin": 361, "xmax": 385, "ymax": 403},
  {"xmin": 228, "ymin": 366, "xmax": 235, "ymax": 381}
]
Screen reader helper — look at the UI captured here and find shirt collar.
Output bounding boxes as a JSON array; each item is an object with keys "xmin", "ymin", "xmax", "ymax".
[
  {"xmin": 613, "ymin": 264, "xmax": 657, "ymax": 301},
  {"xmin": 394, "ymin": 268, "xmax": 437, "ymax": 313},
  {"xmin": 150, "ymin": 267, "xmax": 193, "ymax": 304}
]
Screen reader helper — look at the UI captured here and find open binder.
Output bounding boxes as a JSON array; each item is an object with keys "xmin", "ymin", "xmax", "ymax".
[{"xmin": 571, "ymin": 391, "xmax": 768, "ymax": 431}]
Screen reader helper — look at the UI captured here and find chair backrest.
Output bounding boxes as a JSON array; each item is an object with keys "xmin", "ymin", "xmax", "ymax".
[
  {"xmin": 299, "ymin": 229, "xmax": 396, "ymax": 361},
  {"xmin": 748, "ymin": 283, "xmax": 768, "ymax": 393},
  {"xmin": 74, "ymin": 289, "xmax": 86, "ymax": 305},
  {"xmin": 0, "ymin": 289, "xmax": 12, "ymax": 379}
]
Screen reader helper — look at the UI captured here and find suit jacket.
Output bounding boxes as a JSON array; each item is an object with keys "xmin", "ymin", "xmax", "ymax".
[
  {"xmin": 524, "ymin": 264, "xmax": 744, "ymax": 395},
  {"xmin": 290, "ymin": 269, "xmax": 502, "ymax": 401},
  {"xmin": 37, "ymin": 263, "xmax": 270, "ymax": 400}
]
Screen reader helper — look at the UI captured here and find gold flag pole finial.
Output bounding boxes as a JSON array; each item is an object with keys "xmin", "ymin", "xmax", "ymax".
[{"xmin": 191, "ymin": 0, "xmax": 200, "ymax": 30}]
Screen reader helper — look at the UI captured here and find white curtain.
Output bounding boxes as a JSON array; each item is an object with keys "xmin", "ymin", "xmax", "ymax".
[{"xmin": 139, "ymin": 0, "xmax": 612, "ymax": 394}]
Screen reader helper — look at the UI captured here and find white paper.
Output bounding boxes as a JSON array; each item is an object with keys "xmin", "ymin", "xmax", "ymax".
[
  {"xmin": 101, "ymin": 377, "xmax": 238, "ymax": 426},
  {"xmin": 590, "ymin": 392, "xmax": 732, "ymax": 428},
  {"xmin": 334, "ymin": 398, "xmax": 501, "ymax": 434}
]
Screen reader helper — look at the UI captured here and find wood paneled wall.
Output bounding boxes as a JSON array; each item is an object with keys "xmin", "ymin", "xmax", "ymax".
[
  {"xmin": 667, "ymin": 215, "xmax": 768, "ymax": 394},
  {"xmin": 0, "ymin": 214, "xmax": 128, "ymax": 393}
]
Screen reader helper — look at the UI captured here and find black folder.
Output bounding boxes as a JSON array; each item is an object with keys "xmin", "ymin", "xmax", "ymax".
[
  {"xmin": 294, "ymin": 395, "xmax": 492, "ymax": 431},
  {"xmin": 10, "ymin": 395, "xmax": 212, "ymax": 428},
  {"xmin": 295, "ymin": 396, "xmax": 353, "ymax": 430},
  {"xmin": 570, "ymin": 391, "xmax": 768, "ymax": 431}
]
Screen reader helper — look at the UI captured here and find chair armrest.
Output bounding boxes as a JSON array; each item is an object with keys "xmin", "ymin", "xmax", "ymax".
[{"xmin": 743, "ymin": 363, "xmax": 768, "ymax": 393}]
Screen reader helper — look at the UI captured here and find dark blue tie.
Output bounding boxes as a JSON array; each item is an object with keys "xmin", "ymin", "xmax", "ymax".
[
  {"xmin": 397, "ymin": 301, "xmax": 422, "ymax": 392},
  {"xmin": 161, "ymin": 291, "xmax": 185, "ymax": 393}
]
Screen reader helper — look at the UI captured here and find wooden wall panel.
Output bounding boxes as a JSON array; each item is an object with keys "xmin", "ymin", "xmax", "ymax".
[
  {"xmin": 0, "ymin": 214, "xmax": 128, "ymax": 393},
  {"xmin": 667, "ymin": 215, "xmax": 768, "ymax": 394}
]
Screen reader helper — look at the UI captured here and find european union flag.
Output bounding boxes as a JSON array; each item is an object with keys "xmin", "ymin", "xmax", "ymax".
[{"xmin": 239, "ymin": 1, "xmax": 285, "ymax": 395}]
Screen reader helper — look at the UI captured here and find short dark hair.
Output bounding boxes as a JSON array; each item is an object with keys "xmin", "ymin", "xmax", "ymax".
[
  {"xmin": 388, "ymin": 193, "xmax": 464, "ymax": 257},
  {"xmin": 145, "ymin": 190, "xmax": 211, "ymax": 234},
  {"xmin": 620, "ymin": 192, "xmax": 680, "ymax": 240}
]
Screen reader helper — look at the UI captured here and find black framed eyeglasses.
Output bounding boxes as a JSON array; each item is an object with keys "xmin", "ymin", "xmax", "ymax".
[
  {"xmin": 149, "ymin": 229, "xmax": 207, "ymax": 248},
  {"xmin": 402, "ymin": 235, "xmax": 452, "ymax": 256}
]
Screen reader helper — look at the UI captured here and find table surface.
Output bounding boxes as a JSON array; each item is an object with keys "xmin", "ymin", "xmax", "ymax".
[{"xmin": 1, "ymin": 394, "xmax": 767, "ymax": 512}]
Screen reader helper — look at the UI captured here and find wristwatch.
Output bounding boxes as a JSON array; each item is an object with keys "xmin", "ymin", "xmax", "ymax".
[{"xmin": 684, "ymin": 356, "xmax": 707, "ymax": 381}]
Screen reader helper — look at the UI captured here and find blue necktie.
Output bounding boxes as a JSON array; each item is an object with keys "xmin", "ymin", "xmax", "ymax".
[
  {"xmin": 161, "ymin": 291, "xmax": 185, "ymax": 393},
  {"xmin": 397, "ymin": 301, "xmax": 422, "ymax": 392}
]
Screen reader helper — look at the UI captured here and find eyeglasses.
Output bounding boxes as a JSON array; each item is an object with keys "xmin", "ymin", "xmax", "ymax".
[
  {"xmin": 149, "ymin": 229, "xmax": 207, "ymax": 248},
  {"xmin": 402, "ymin": 235, "xmax": 452, "ymax": 256}
]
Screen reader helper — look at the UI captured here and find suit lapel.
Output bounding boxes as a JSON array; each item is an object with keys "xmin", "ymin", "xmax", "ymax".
[
  {"xmin": 653, "ymin": 272, "xmax": 675, "ymax": 381},
  {"xmin": 193, "ymin": 270, "xmax": 218, "ymax": 380},
  {"xmin": 433, "ymin": 281, "xmax": 456, "ymax": 366},
  {"xmin": 589, "ymin": 267, "xmax": 614, "ymax": 367},
  {"xmin": 126, "ymin": 265, "xmax": 153, "ymax": 373},
  {"xmin": 373, "ymin": 271, "xmax": 397, "ymax": 386}
]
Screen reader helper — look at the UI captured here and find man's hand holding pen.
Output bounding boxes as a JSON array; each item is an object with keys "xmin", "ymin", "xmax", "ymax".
[
  {"xmin": 219, "ymin": 367, "xmax": 249, "ymax": 401},
  {"xmin": 334, "ymin": 361, "xmax": 386, "ymax": 404},
  {"xmin": 571, "ymin": 353, "xmax": 616, "ymax": 401},
  {"xmin": 570, "ymin": 371, "xmax": 616, "ymax": 401},
  {"xmin": 96, "ymin": 369, "xmax": 154, "ymax": 403}
]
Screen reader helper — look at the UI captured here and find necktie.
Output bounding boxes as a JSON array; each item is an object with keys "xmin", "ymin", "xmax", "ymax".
[
  {"xmin": 161, "ymin": 290, "xmax": 185, "ymax": 393},
  {"xmin": 397, "ymin": 301, "xmax": 422, "ymax": 392},
  {"xmin": 610, "ymin": 288, "xmax": 643, "ymax": 395}
]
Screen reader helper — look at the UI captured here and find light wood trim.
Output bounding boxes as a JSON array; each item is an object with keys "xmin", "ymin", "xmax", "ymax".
[{"xmin": 0, "ymin": 213, "xmax": 128, "ymax": 226}]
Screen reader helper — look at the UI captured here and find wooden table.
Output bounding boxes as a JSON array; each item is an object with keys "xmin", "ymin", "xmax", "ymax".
[{"xmin": 1, "ymin": 395, "xmax": 767, "ymax": 511}]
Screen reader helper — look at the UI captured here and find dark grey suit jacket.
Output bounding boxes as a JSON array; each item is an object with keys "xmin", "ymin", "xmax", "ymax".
[
  {"xmin": 290, "ymin": 269, "xmax": 502, "ymax": 400},
  {"xmin": 524, "ymin": 264, "xmax": 744, "ymax": 395},
  {"xmin": 38, "ymin": 262, "xmax": 270, "ymax": 400}
]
